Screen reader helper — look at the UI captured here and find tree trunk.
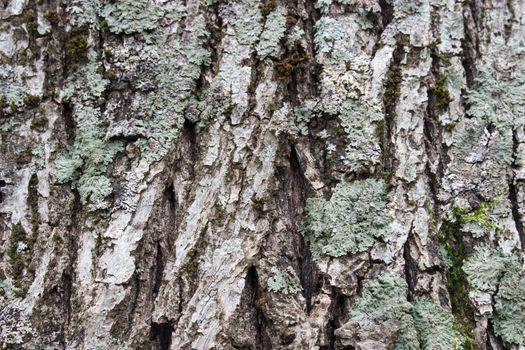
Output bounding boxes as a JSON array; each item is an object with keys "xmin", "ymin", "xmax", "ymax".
[{"xmin": 1, "ymin": 0, "xmax": 524, "ymax": 349}]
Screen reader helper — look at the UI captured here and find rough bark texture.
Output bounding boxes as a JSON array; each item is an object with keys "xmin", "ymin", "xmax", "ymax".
[{"xmin": 1, "ymin": 0, "xmax": 525, "ymax": 349}]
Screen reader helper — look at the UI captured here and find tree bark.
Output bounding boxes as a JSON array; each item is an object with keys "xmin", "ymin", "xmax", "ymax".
[{"xmin": 1, "ymin": 0, "xmax": 524, "ymax": 349}]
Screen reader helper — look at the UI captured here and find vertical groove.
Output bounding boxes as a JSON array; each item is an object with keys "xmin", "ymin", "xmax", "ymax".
[{"xmin": 510, "ymin": 131, "xmax": 525, "ymax": 250}]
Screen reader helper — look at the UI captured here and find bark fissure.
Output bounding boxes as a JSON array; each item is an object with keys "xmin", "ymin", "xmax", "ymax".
[
  {"xmin": 403, "ymin": 227, "xmax": 417, "ymax": 301},
  {"xmin": 152, "ymin": 241, "xmax": 164, "ymax": 298},
  {"xmin": 510, "ymin": 131, "xmax": 525, "ymax": 250},
  {"xmin": 288, "ymin": 143, "xmax": 314, "ymax": 313},
  {"xmin": 381, "ymin": 39, "xmax": 404, "ymax": 174},
  {"xmin": 150, "ymin": 321, "xmax": 174, "ymax": 350},
  {"xmin": 246, "ymin": 266, "xmax": 272, "ymax": 350},
  {"xmin": 461, "ymin": 3, "xmax": 479, "ymax": 87}
]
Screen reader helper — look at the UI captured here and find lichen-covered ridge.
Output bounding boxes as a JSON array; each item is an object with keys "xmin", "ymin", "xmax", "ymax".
[{"xmin": 0, "ymin": 0, "xmax": 524, "ymax": 349}]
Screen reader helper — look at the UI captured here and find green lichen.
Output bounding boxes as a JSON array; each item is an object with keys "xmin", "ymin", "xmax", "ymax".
[
  {"xmin": 459, "ymin": 201, "xmax": 500, "ymax": 237},
  {"xmin": 314, "ymin": 13, "xmax": 384, "ymax": 172},
  {"xmin": 64, "ymin": 0, "xmax": 102, "ymax": 29},
  {"xmin": 463, "ymin": 244, "xmax": 513, "ymax": 292},
  {"xmin": 267, "ymin": 266, "xmax": 302, "ymax": 295},
  {"xmin": 256, "ymin": 7, "xmax": 286, "ymax": 59},
  {"xmin": 450, "ymin": 118, "xmax": 515, "ymax": 197},
  {"xmin": 302, "ymin": 179, "xmax": 391, "ymax": 259},
  {"xmin": 234, "ymin": 0, "xmax": 263, "ymax": 46},
  {"xmin": 412, "ymin": 299, "xmax": 463, "ymax": 349},
  {"xmin": 101, "ymin": 0, "xmax": 164, "ymax": 35},
  {"xmin": 348, "ymin": 271, "xmax": 463, "ymax": 350},
  {"xmin": 97, "ymin": 11, "xmax": 212, "ymax": 211},
  {"xmin": 348, "ymin": 271, "xmax": 414, "ymax": 337},
  {"xmin": 493, "ymin": 265, "xmax": 525, "ymax": 345},
  {"xmin": 339, "ymin": 99, "xmax": 384, "ymax": 171},
  {"xmin": 466, "ymin": 63, "xmax": 525, "ymax": 129},
  {"xmin": 269, "ymin": 102, "xmax": 316, "ymax": 137},
  {"xmin": 55, "ymin": 52, "xmax": 123, "ymax": 203},
  {"xmin": 136, "ymin": 14, "xmax": 211, "ymax": 159},
  {"xmin": 285, "ymin": 25, "xmax": 305, "ymax": 49},
  {"xmin": 448, "ymin": 54, "xmax": 523, "ymax": 195},
  {"xmin": 315, "ymin": 0, "xmax": 352, "ymax": 14},
  {"xmin": 313, "ymin": 17, "xmax": 345, "ymax": 55},
  {"xmin": 451, "ymin": 121, "xmax": 511, "ymax": 166},
  {"xmin": 0, "ymin": 65, "xmax": 29, "ymax": 112},
  {"xmin": 464, "ymin": 245, "xmax": 525, "ymax": 345}
]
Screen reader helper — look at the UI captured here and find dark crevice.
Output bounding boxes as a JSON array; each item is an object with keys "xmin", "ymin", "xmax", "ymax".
[
  {"xmin": 64, "ymin": 191, "xmax": 82, "ymax": 329},
  {"xmin": 303, "ymin": 0, "xmax": 321, "ymax": 98},
  {"xmin": 381, "ymin": 37, "xmax": 404, "ymax": 175},
  {"xmin": 486, "ymin": 316, "xmax": 505, "ymax": 350},
  {"xmin": 467, "ymin": 0, "xmax": 482, "ymax": 36},
  {"xmin": 182, "ymin": 119, "xmax": 198, "ymax": 177},
  {"xmin": 150, "ymin": 322, "xmax": 174, "ymax": 350},
  {"xmin": 163, "ymin": 181, "xmax": 178, "ymax": 253},
  {"xmin": 62, "ymin": 270, "xmax": 73, "ymax": 330},
  {"xmin": 297, "ymin": 221, "xmax": 314, "ymax": 314},
  {"xmin": 277, "ymin": 0, "xmax": 319, "ymax": 102},
  {"xmin": 424, "ymin": 46, "xmax": 447, "ymax": 214},
  {"xmin": 163, "ymin": 183, "xmax": 177, "ymax": 214},
  {"xmin": 289, "ymin": 144, "xmax": 314, "ymax": 314},
  {"xmin": 62, "ymin": 102, "xmax": 76, "ymax": 145},
  {"xmin": 378, "ymin": 0, "xmax": 394, "ymax": 30},
  {"xmin": 206, "ymin": 3, "xmax": 225, "ymax": 76},
  {"xmin": 245, "ymin": 52, "xmax": 262, "ymax": 118},
  {"xmin": 403, "ymin": 228, "xmax": 417, "ymax": 301},
  {"xmin": 486, "ymin": 281, "xmax": 505, "ymax": 350},
  {"xmin": 503, "ymin": 0, "xmax": 516, "ymax": 42},
  {"xmin": 322, "ymin": 288, "xmax": 346, "ymax": 350},
  {"xmin": 28, "ymin": 173, "xmax": 40, "ymax": 236},
  {"xmin": 123, "ymin": 271, "xmax": 141, "ymax": 335},
  {"xmin": 246, "ymin": 266, "xmax": 272, "ymax": 350},
  {"xmin": 0, "ymin": 179, "xmax": 6, "ymax": 203},
  {"xmin": 152, "ymin": 241, "xmax": 165, "ymax": 298},
  {"xmin": 461, "ymin": 3, "xmax": 479, "ymax": 87},
  {"xmin": 355, "ymin": 274, "xmax": 365, "ymax": 298}
]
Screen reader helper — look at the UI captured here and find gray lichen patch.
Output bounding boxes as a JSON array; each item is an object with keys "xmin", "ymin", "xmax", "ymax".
[
  {"xmin": 267, "ymin": 266, "xmax": 302, "ymax": 295},
  {"xmin": 234, "ymin": 0, "xmax": 263, "ymax": 47},
  {"xmin": 55, "ymin": 52, "xmax": 123, "ymax": 204},
  {"xmin": 445, "ymin": 46, "xmax": 525, "ymax": 199},
  {"xmin": 345, "ymin": 271, "xmax": 463, "ymax": 350},
  {"xmin": 256, "ymin": 6, "xmax": 286, "ymax": 59},
  {"xmin": 65, "ymin": 0, "xmax": 102, "ymax": 30},
  {"xmin": 101, "ymin": 0, "xmax": 164, "ymax": 35},
  {"xmin": 0, "ymin": 62, "xmax": 43, "ymax": 115},
  {"xmin": 464, "ymin": 245, "xmax": 525, "ymax": 345},
  {"xmin": 302, "ymin": 178, "xmax": 391, "ymax": 259},
  {"xmin": 465, "ymin": 61, "xmax": 525, "ymax": 130}
]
